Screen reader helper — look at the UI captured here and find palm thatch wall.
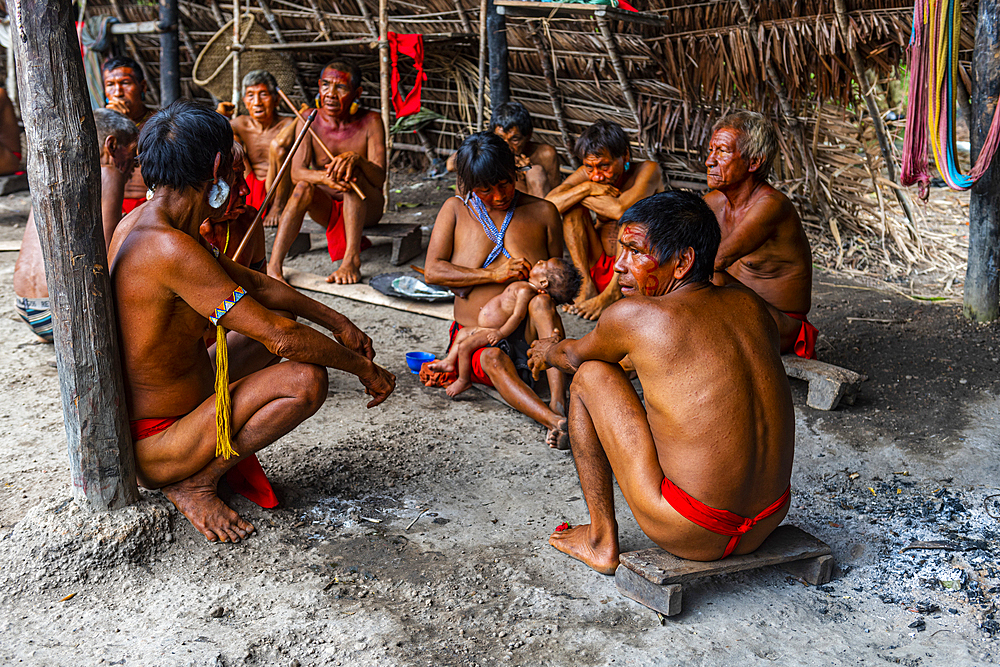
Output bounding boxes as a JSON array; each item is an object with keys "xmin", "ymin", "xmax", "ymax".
[{"xmin": 82, "ymin": 0, "xmax": 978, "ymax": 277}]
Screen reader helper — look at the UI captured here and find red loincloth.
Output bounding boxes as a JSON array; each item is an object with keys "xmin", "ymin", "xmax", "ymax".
[
  {"xmin": 122, "ymin": 197, "xmax": 146, "ymax": 216},
  {"xmin": 129, "ymin": 415, "xmax": 278, "ymax": 509},
  {"xmin": 784, "ymin": 311, "xmax": 818, "ymax": 360},
  {"xmin": 245, "ymin": 170, "xmax": 268, "ymax": 212},
  {"xmin": 419, "ymin": 321, "xmax": 493, "ymax": 388},
  {"xmin": 661, "ymin": 476, "xmax": 791, "ymax": 558},
  {"xmin": 590, "ymin": 253, "xmax": 615, "ymax": 294},
  {"xmin": 324, "ymin": 199, "xmax": 371, "ymax": 263}
]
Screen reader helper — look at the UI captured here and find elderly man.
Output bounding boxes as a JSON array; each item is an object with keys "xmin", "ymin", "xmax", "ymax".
[
  {"xmin": 546, "ymin": 120, "xmax": 664, "ymax": 320},
  {"xmin": 706, "ymin": 111, "xmax": 817, "ymax": 359},
  {"xmin": 447, "ymin": 101, "xmax": 560, "ymax": 197},
  {"xmin": 268, "ymin": 60, "xmax": 385, "ymax": 285},
  {"xmin": 425, "ymin": 132, "xmax": 569, "ymax": 448},
  {"xmin": 14, "ymin": 109, "xmax": 137, "ymax": 341},
  {"xmin": 109, "ymin": 101, "xmax": 395, "ymax": 542},
  {"xmin": 529, "ymin": 191, "xmax": 794, "ymax": 573},
  {"xmin": 103, "ymin": 56, "xmax": 153, "ymax": 215},
  {"xmin": 220, "ymin": 70, "xmax": 296, "ymax": 228}
]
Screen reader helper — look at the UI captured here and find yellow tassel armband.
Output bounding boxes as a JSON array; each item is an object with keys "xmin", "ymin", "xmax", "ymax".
[{"xmin": 209, "ymin": 285, "xmax": 247, "ymax": 459}]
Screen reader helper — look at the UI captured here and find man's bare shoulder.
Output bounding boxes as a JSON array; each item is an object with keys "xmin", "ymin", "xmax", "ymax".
[
  {"xmin": 704, "ymin": 189, "xmax": 725, "ymax": 210},
  {"xmin": 530, "ymin": 142, "xmax": 558, "ymax": 161},
  {"xmin": 517, "ymin": 193, "xmax": 559, "ymax": 220}
]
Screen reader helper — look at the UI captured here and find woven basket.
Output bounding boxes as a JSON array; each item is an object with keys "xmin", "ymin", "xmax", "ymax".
[{"xmin": 192, "ymin": 13, "xmax": 299, "ymax": 107}]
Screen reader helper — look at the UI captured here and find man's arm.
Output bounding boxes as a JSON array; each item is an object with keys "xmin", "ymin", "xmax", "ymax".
[
  {"xmin": 713, "ymin": 193, "xmax": 786, "ymax": 271},
  {"xmin": 545, "ymin": 167, "xmax": 595, "ymax": 214},
  {"xmin": 579, "ymin": 161, "xmax": 663, "ymax": 220},
  {"xmin": 289, "ymin": 119, "xmax": 333, "ymax": 187},
  {"xmin": 529, "ymin": 298, "xmax": 637, "ymax": 376},
  {"xmin": 326, "ymin": 113, "xmax": 387, "ymax": 189},
  {"xmin": 100, "ymin": 166, "xmax": 126, "ymax": 250},
  {"xmin": 423, "ymin": 199, "xmax": 529, "ymax": 288}
]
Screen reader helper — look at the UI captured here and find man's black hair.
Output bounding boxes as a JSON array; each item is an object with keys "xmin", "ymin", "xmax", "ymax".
[
  {"xmin": 321, "ymin": 60, "xmax": 362, "ymax": 90},
  {"xmin": 102, "ymin": 55, "xmax": 144, "ymax": 82},
  {"xmin": 455, "ymin": 132, "xmax": 516, "ymax": 192},
  {"xmin": 545, "ymin": 259, "xmax": 583, "ymax": 305},
  {"xmin": 489, "ymin": 101, "xmax": 533, "ymax": 138},
  {"xmin": 574, "ymin": 119, "xmax": 629, "ymax": 161},
  {"xmin": 617, "ymin": 191, "xmax": 720, "ymax": 283},
  {"xmin": 138, "ymin": 100, "xmax": 233, "ymax": 191}
]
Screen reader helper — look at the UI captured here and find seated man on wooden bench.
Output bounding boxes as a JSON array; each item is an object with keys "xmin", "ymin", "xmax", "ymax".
[{"xmin": 528, "ymin": 191, "xmax": 795, "ymax": 574}]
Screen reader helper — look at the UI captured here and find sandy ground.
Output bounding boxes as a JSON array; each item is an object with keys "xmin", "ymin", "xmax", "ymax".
[{"xmin": 1, "ymin": 180, "xmax": 999, "ymax": 667}]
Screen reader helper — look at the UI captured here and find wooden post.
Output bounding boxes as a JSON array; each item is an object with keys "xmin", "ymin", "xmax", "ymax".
[
  {"xmin": 255, "ymin": 0, "xmax": 311, "ymax": 101},
  {"xmin": 232, "ymin": 0, "xmax": 241, "ymax": 106},
  {"xmin": 379, "ymin": 0, "xmax": 391, "ymax": 210},
  {"xmin": 596, "ymin": 15, "xmax": 656, "ymax": 162},
  {"xmin": 964, "ymin": 0, "xmax": 1000, "ymax": 322},
  {"xmin": 477, "ymin": 0, "xmax": 487, "ymax": 129},
  {"xmin": 486, "ymin": 0, "xmax": 509, "ymax": 111},
  {"xmin": 527, "ymin": 20, "xmax": 578, "ymax": 168},
  {"xmin": 10, "ymin": 0, "xmax": 138, "ymax": 511},
  {"xmin": 159, "ymin": 0, "xmax": 181, "ymax": 106},
  {"xmin": 5, "ymin": 40, "xmax": 17, "ymax": 118},
  {"xmin": 453, "ymin": 0, "xmax": 474, "ymax": 35}
]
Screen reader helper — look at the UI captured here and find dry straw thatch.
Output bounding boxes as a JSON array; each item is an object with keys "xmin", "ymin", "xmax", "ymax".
[{"xmin": 84, "ymin": 0, "xmax": 977, "ymax": 286}]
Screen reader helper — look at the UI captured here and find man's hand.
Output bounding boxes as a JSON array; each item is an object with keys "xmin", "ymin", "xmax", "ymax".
[
  {"xmin": 588, "ymin": 182, "xmax": 620, "ymax": 198},
  {"xmin": 325, "ymin": 152, "xmax": 362, "ymax": 184},
  {"xmin": 106, "ymin": 99, "xmax": 130, "ymax": 116},
  {"xmin": 216, "ymin": 102, "xmax": 236, "ymax": 118},
  {"xmin": 490, "ymin": 256, "xmax": 530, "ymax": 284},
  {"xmin": 359, "ymin": 362, "xmax": 396, "ymax": 408},
  {"xmin": 334, "ymin": 321, "xmax": 376, "ymax": 361},
  {"xmin": 514, "ymin": 153, "xmax": 532, "ymax": 170},
  {"xmin": 528, "ymin": 332, "xmax": 562, "ymax": 381}
]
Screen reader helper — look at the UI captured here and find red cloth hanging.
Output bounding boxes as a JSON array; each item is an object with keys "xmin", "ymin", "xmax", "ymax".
[{"xmin": 388, "ymin": 32, "xmax": 426, "ymax": 118}]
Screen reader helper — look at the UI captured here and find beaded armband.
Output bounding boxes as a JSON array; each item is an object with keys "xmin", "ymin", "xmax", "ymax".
[{"xmin": 209, "ymin": 286, "xmax": 247, "ymax": 326}]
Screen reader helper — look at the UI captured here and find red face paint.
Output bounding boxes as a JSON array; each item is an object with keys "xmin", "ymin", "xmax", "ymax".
[{"xmin": 616, "ymin": 224, "xmax": 665, "ymax": 297}]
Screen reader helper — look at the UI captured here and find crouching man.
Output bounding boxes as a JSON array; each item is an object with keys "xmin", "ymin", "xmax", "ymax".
[{"xmin": 528, "ymin": 191, "xmax": 794, "ymax": 573}]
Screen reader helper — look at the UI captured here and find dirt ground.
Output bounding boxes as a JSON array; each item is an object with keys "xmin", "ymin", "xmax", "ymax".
[{"xmin": 2, "ymin": 178, "xmax": 1000, "ymax": 667}]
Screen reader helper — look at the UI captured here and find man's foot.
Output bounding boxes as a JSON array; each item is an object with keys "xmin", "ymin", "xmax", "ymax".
[
  {"xmin": 562, "ymin": 281, "xmax": 598, "ymax": 314},
  {"xmin": 567, "ymin": 291, "xmax": 620, "ymax": 321},
  {"xmin": 445, "ymin": 377, "xmax": 472, "ymax": 397},
  {"xmin": 546, "ymin": 417, "xmax": 569, "ymax": 450},
  {"xmin": 266, "ymin": 264, "xmax": 289, "ymax": 286},
  {"xmin": 548, "ymin": 523, "xmax": 619, "ymax": 575},
  {"xmin": 326, "ymin": 257, "xmax": 361, "ymax": 284},
  {"xmin": 426, "ymin": 358, "xmax": 455, "ymax": 373},
  {"xmin": 162, "ymin": 478, "xmax": 255, "ymax": 543},
  {"xmin": 263, "ymin": 208, "xmax": 281, "ymax": 228}
]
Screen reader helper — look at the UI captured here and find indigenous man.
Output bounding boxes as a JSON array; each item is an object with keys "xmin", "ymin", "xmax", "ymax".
[
  {"xmin": 529, "ymin": 192, "xmax": 794, "ymax": 573},
  {"xmin": 546, "ymin": 120, "xmax": 664, "ymax": 320},
  {"xmin": 14, "ymin": 109, "xmax": 137, "ymax": 342},
  {"xmin": 706, "ymin": 111, "xmax": 817, "ymax": 358},
  {"xmin": 109, "ymin": 101, "xmax": 395, "ymax": 542},
  {"xmin": 0, "ymin": 85, "xmax": 22, "ymax": 175},
  {"xmin": 219, "ymin": 70, "xmax": 296, "ymax": 228},
  {"xmin": 103, "ymin": 56, "xmax": 153, "ymax": 215},
  {"xmin": 268, "ymin": 60, "xmax": 385, "ymax": 285},
  {"xmin": 447, "ymin": 101, "xmax": 560, "ymax": 197},
  {"xmin": 424, "ymin": 132, "xmax": 569, "ymax": 448}
]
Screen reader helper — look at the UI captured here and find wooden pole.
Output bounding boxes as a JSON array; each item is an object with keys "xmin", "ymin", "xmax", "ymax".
[
  {"xmin": 379, "ymin": 0, "xmax": 391, "ymax": 211},
  {"xmin": 232, "ymin": 0, "xmax": 241, "ymax": 106},
  {"xmin": 453, "ymin": 0, "xmax": 474, "ymax": 35},
  {"xmin": 832, "ymin": 0, "xmax": 919, "ymax": 231},
  {"xmin": 159, "ymin": 0, "xmax": 181, "ymax": 106},
  {"xmin": 477, "ymin": 0, "xmax": 487, "ymax": 129},
  {"xmin": 486, "ymin": 0, "xmax": 509, "ymax": 111},
  {"xmin": 527, "ymin": 20, "xmax": 577, "ymax": 168},
  {"xmin": 254, "ymin": 0, "xmax": 311, "ymax": 101},
  {"xmin": 10, "ymin": 0, "xmax": 138, "ymax": 511},
  {"xmin": 595, "ymin": 16, "xmax": 656, "ymax": 162},
  {"xmin": 964, "ymin": 0, "xmax": 1000, "ymax": 322}
]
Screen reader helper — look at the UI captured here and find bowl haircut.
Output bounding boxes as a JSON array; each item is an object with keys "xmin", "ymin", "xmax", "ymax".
[
  {"xmin": 617, "ymin": 191, "xmax": 721, "ymax": 283},
  {"xmin": 322, "ymin": 60, "xmax": 362, "ymax": 90},
  {"xmin": 489, "ymin": 101, "xmax": 533, "ymax": 138},
  {"xmin": 138, "ymin": 100, "xmax": 234, "ymax": 191},
  {"xmin": 102, "ymin": 55, "xmax": 144, "ymax": 82},
  {"xmin": 574, "ymin": 119, "xmax": 629, "ymax": 162},
  {"xmin": 455, "ymin": 132, "xmax": 517, "ymax": 192}
]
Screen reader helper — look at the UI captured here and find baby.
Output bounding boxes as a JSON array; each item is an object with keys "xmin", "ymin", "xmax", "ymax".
[{"xmin": 433, "ymin": 258, "xmax": 582, "ymax": 397}]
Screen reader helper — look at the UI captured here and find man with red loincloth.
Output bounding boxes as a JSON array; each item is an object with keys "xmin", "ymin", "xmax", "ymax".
[
  {"xmin": 103, "ymin": 56, "xmax": 153, "ymax": 216},
  {"xmin": 268, "ymin": 60, "xmax": 385, "ymax": 285},
  {"xmin": 528, "ymin": 191, "xmax": 794, "ymax": 574},
  {"xmin": 706, "ymin": 111, "xmax": 818, "ymax": 359},
  {"xmin": 109, "ymin": 101, "xmax": 394, "ymax": 543},
  {"xmin": 545, "ymin": 120, "xmax": 664, "ymax": 320}
]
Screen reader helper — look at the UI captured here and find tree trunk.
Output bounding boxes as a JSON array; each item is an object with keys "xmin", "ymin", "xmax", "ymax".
[
  {"xmin": 964, "ymin": 0, "xmax": 1000, "ymax": 322},
  {"xmin": 10, "ymin": 0, "xmax": 138, "ymax": 510}
]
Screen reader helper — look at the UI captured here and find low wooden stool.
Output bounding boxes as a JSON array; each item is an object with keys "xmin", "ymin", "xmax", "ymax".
[
  {"xmin": 781, "ymin": 356, "xmax": 866, "ymax": 411},
  {"xmin": 368, "ymin": 223, "xmax": 422, "ymax": 266},
  {"xmin": 0, "ymin": 173, "xmax": 28, "ymax": 195},
  {"xmin": 615, "ymin": 525, "xmax": 833, "ymax": 617},
  {"xmin": 287, "ymin": 231, "xmax": 311, "ymax": 259}
]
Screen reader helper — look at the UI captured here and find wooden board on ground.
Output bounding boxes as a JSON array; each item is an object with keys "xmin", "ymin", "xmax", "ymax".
[
  {"xmin": 367, "ymin": 223, "xmax": 422, "ymax": 266},
  {"xmin": 284, "ymin": 267, "xmax": 453, "ymax": 320},
  {"xmin": 616, "ymin": 525, "xmax": 834, "ymax": 617},
  {"xmin": 0, "ymin": 240, "xmax": 20, "ymax": 252},
  {"xmin": 781, "ymin": 355, "xmax": 866, "ymax": 411},
  {"xmin": 0, "ymin": 173, "xmax": 28, "ymax": 196}
]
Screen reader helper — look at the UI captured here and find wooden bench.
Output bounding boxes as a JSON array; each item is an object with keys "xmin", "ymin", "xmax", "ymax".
[
  {"xmin": 781, "ymin": 355, "xmax": 866, "ymax": 411},
  {"xmin": 0, "ymin": 173, "xmax": 28, "ymax": 195},
  {"xmin": 367, "ymin": 223, "xmax": 423, "ymax": 266},
  {"xmin": 615, "ymin": 525, "xmax": 833, "ymax": 617}
]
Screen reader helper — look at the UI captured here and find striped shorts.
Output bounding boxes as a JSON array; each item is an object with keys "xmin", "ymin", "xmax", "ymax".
[{"xmin": 14, "ymin": 295, "xmax": 53, "ymax": 342}]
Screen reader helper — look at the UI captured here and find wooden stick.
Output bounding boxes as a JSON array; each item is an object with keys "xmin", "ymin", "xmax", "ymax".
[
  {"xmin": 379, "ymin": 0, "xmax": 391, "ymax": 213},
  {"xmin": 477, "ymin": 0, "xmax": 487, "ymax": 129},
  {"xmin": 275, "ymin": 87, "xmax": 367, "ymax": 200},
  {"xmin": 596, "ymin": 15, "xmax": 655, "ymax": 162},
  {"xmin": 528, "ymin": 20, "xmax": 579, "ymax": 168},
  {"xmin": 233, "ymin": 109, "xmax": 317, "ymax": 263},
  {"xmin": 231, "ymin": 0, "xmax": 241, "ymax": 106}
]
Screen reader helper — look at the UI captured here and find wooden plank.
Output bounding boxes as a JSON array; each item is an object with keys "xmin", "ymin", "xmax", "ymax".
[
  {"xmin": 781, "ymin": 355, "xmax": 866, "ymax": 411},
  {"xmin": 495, "ymin": 0, "xmax": 664, "ymax": 27},
  {"xmin": 0, "ymin": 173, "xmax": 29, "ymax": 195},
  {"xmin": 283, "ymin": 267, "xmax": 453, "ymax": 320},
  {"xmin": 619, "ymin": 525, "xmax": 832, "ymax": 586},
  {"xmin": 615, "ymin": 568, "xmax": 682, "ymax": 617},
  {"xmin": 781, "ymin": 553, "xmax": 834, "ymax": 585},
  {"xmin": 0, "ymin": 240, "xmax": 21, "ymax": 252}
]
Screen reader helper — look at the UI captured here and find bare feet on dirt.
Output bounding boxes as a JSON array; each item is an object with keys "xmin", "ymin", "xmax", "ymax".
[
  {"xmin": 445, "ymin": 377, "xmax": 472, "ymax": 397},
  {"xmin": 548, "ymin": 523, "xmax": 619, "ymax": 575},
  {"xmin": 326, "ymin": 258, "xmax": 362, "ymax": 285},
  {"xmin": 546, "ymin": 417, "xmax": 569, "ymax": 450},
  {"xmin": 426, "ymin": 358, "xmax": 455, "ymax": 374},
  {"xmin": 162, "ymin": 479, "xmax": 255, "ymax": 543},
  {"xmin": 565, "ymin": 291, "xmax": 620, "ymax": 321}
]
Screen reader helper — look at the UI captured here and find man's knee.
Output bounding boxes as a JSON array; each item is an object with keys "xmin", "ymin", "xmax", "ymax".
[
  {"xmin": 571, "ymin": 360, "xmax": 620, "ymax": 397},
  {"xmin": 291, "ymin": 180, "xmax": 315, "ymax": 204},
  {"xmin": 477, "ymin": 346, "xmax": 507, "ymax": 375},
  {"xmin": 291, "ymin": 362, "xmax": 329, "ymax": 411}
]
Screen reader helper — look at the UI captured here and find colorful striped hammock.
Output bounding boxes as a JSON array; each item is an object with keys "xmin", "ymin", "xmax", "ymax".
[{"xmin": 901, "ymin": 0, "xmax": 1000, "ymax": 196}]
